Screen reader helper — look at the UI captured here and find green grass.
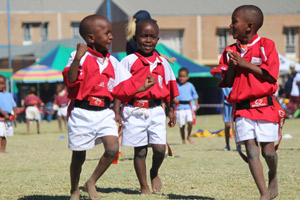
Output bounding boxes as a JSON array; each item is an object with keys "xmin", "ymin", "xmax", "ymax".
[{"xmin": 1, "ymin": 115, "xmax": 299, "ymax": 200}]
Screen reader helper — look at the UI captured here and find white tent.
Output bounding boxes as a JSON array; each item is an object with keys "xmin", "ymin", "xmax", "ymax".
[{"xmin": 279, "ymin": 54, "xmax": 300, "ymax": 75}]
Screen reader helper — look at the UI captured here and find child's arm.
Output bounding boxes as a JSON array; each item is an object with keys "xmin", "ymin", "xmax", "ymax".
[
  {"xmin": 227, "ymin": 49, "xmax": 276, "ymax": 83},
  {"xmin": 113, "ymin": 99, "xmax": 122, "ymax": 124},
  {"xmin": 0, "ymin": 108, "xmax": 9, "ymax": 120},
  {"xmin": 166, "ymin": 101, "xmax": 176, "ymax": 127},
  {"xmin": 136, "ymin": 75, "xmax": 156, "ymax": 93},
  {"xmin": 194, "ymin": 98, "xmax": 200, "ymax": 110},
  {"xmin": 13, "ymin": 106, "xmax": 17, "ymax": 119},
  {"xmin": 68, "ymin": 43, "xmax": 88, "ymax": 83},
  {"xmin": 222, "ymin": 57, "xmax": 236, "ymax": 86}
]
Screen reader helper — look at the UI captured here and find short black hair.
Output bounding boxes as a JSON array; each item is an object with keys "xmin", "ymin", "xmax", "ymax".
[
  {"xmin": 79, "ymin": 15, "xmax": 108, "ymax": 40},
  {"xmin": 234, "ymin": 5, "xmax": 264, "ymax": 31},
  {"xmin": 0, "ymin": 75, "xmax": 5, "ymax": 80},
  {"xmin": 179, "ymin": 67, "xmax": 189, "ymax": 74},
  {"xmin": 135, "ymin": 19, "xmax": 159, "ymax": 36}
]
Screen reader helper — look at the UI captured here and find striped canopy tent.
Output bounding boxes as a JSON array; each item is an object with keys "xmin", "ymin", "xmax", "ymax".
[
  {"xmin": 112, "ymin": 43, "xmax": 212, "ymax": 78},
  {"xmin": 13, "ymin": 64, "xmax": 63, "ymax": 83},
  {"xmin": 37, "ymin": 45, "xmax": 74, "ymax": 72}
]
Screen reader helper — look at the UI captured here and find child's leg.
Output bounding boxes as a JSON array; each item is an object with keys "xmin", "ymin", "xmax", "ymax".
[
  {"xmin": 187, "ymin": 122, "xmax": 194, "ymax": 144},
  {"xmin": 134, "ymin": 145, "xmax": 150, "ymax": 194},
  {"xmin": 58, "ymin": 115, "xmax": 63, "ymax": 132},
  {"xmin": 70, "ymin": 150, "xmax": 86, "ymax": 200},
  {"xmin": 36, "ymin": 120, "xmax": 40, "ymax": 134},
  {"xmin": 26, "ymin": 119, "xmax": 30, "ymax": 134},
  {"xmin": 1, "ymin": 137, "xmax": 6, "ymax": 153},
  {"xmin": 180, "ymin": 125, "xmax": 186, "ymax": 144},
  {"xmin": 84, "ymin": 136, "xmax": 118, "ymax": 199},
  {"xmin": 224, "ymin": 122, "xmax": 231, "ymax": 150},
  {"xmin": 261, "ymin": 142, "xmax": 278, "ymax": 199},
  {"xmin": 150, "ymin": 144, "xmax": 166, "ymax": 192},
  {"xmin": 244, "ymin": 139, "xmax": 270, "ymax": 200},
  {"xmin": 0, "ymin": 137, "xmax": 3, "ymax": 152}
]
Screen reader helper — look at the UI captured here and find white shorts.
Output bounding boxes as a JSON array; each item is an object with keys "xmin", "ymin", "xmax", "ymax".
[
  {"xmin": 68, "ymin": 107, "xmax": 118, "ymax": 151},
  {"xmin": 57, "ymin": 106, "xmax": 68, "ymax": 117},
  {"xmin": 235, "ymin": 117, "xmax": 279, "ymax": 144},
  {"xmin": 26, "ymin": 106, "xmax": 41, "ymax": 121},
  {"xmin": 121, "ymin": 105, "xmax": 166, "ymax": 147},
  {"xmin": 176, "ymin": 109, "xmax": 193, "ymax": 127},
  {"xmin": 0, "ymin": 120, "xmax": 13, "ymax": 137}
]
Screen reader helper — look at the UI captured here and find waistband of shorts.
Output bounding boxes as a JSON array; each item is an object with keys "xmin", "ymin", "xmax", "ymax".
[
  {"xmin": 128, "ymin": 99, "xmax": 162, "ymax": 108},
  {"xmin": 59, "ymin": 103, "xmax": 68, "ymax": 108},
  {"xmin": 74, "ymin": 99, "xmax": 110, "ymax": 111},
  {"xmin": 179, "ymin": 101, "xmax": 190, "ymax": 105},
  {"xmin": 236, "ymin": 96, "xmax": 273, "ymax": 110}
]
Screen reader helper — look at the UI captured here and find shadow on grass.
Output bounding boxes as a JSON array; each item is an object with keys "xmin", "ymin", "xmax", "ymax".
[
  {"xmin": 18, "ymin": 195, "xmax": 70, "ymax": 200},
  {"xmin": 78, "ymin": 186, "xmax": 140, "ymax": 195},
  {"xmin": 167, "ymin": 193, "xmax": 215, "ymax": 199},
  {"xmin": 277, "ymin": 148, "xmax": 300, "ymax": 151}
]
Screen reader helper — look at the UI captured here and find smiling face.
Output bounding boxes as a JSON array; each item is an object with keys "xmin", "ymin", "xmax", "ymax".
[
  {"xmin": 230, "ymin": 9, "xmax": 250, "ymax": 41},
  {"xmin": 135, "ymin": 20, "xmax": 159, "ymax": 54},
  {"xmin": 90, "ymin": 18, "xmax": 113, "ymax": 52}
]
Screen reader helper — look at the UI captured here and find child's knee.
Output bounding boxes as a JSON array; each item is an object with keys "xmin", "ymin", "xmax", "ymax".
[
  {"xmin": 262, "ymin": 149, "xmax": 277, "ymax": 161},
  {"xmin": 134, "ymin": 146, "xmax": 147, "ymax": 158},
  {"xmin": 152, "ymin": 145, "xmax": 166, "ymax": 158},
  {"xmin": 104, "ymin": 145, "xmax": 119, "ymax": 159}
]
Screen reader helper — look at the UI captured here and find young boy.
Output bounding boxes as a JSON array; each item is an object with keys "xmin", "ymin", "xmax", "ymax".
[
  {"xmin": 62, "ymin": 15, "xmax": 156, "ymax": 200},
  {"xmin": 53, "ymin": 83, "xmax": 70, "ymax": 132},
  {"xmin": 219, "ymin": 5, "xmax": 285, "ymax": 200},
  {"xmin": 114, "ymin": 19, "xmax": 179, "ymax": 194},
  {"xmin": 173, "ymin": 67, "xmax": 199, "ymax": 144},
  {"xmin": 0, "ymin": 75, "xmax": 17, "ymax": 153},
  {"xmin": 23, "ymin": 86, "xmax": 44, "ymax": 134}
]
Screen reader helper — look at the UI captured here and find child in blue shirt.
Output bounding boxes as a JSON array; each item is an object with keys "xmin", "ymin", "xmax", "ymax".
[
  {"xmin": 174, "ymin": 67, "xmax": 199, "ymax": 144},
  {"xmin": 0, "ymin": 75, "xmax": 17, "ymax": 153}
]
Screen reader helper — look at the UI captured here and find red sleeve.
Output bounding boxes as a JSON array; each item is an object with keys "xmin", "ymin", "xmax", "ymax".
[
  {"xmin": 62, "ymin": 67, "xmax": 81, "ymax": 88},
  {"xmin": 259, "ymin": 39, "xmax": 279, "ymax": 81},
  {"xmin": 112, "ymin": 76, "xmax": 139, "ymax": 103},
  {"xmin": 163, "ymin": 80, "xmax": 179, "ymax": 103},
  {"xmin": 218, "ymin": 47, "xmax": 232, "ymax": 88}
]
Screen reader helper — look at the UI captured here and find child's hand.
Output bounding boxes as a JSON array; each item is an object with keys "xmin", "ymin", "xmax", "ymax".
[
  {"xmin": 114, "ymin": 112, "xmax": 122, "ymax": 124},
  {"xmin": 144, "ymin": 75, "xmax": 156, "ymax": 90},
  {"xmin": 4, "ymin": 113, "xmax": 10, "ymax": 120},
  {"xmin": 226, "ymin": 49, "xmax": 248, "ymax": 68},
  {"xmin": 173, "ymin": 97, "xmax": 179, "ymax": 105},
  {"xmin": 168, "ymin": 109, "xmax": 176, "ymax": 127},
  {"xmin": 75, "ymin": 43, "xmax": 88, "ymax": 60}
]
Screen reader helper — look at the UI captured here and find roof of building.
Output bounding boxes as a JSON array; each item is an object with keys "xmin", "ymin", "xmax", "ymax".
[{"xmin": 1, "ymin": 0, "xmax": 300, "ymax": 16}]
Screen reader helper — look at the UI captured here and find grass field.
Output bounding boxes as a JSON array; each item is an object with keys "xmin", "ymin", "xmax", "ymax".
[{"xmin": 1, "ymin": 115, "xmax": 299, "ymax": 200}]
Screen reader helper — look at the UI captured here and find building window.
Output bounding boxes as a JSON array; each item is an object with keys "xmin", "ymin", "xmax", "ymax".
[
  {"xmin": 41, "ymin": 22, "xmax": 48, "ymax": 42},
  {"xmin": 217, "ymin": 28, "xmax": 230, "ymax": 56},
  {"xmin": 159, "ymin": 30, "xmax": 183, "ymax": 54},
  {"xmin": 71, "ymin": 22, "xmax": 80, "ymax": 38},
  {"xmin": 285, "ymin": 27, "xmax": 298, "ymax": 58},
  {"xmin": 23, "ymin": 23, "xmax": 32, "ymax": 45}
]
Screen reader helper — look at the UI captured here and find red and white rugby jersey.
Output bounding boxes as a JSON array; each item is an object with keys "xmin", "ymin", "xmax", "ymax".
[
  {"xmin": 121, "ymin": 51, "xmax": 179, "ymax": 103},
  {"xmin": 219, "ymin": 34, "xmax": 280, "ymax": 122},
  {"xmin": 63, "ymin": 47, "xmax": 138, "ymax": 103}
]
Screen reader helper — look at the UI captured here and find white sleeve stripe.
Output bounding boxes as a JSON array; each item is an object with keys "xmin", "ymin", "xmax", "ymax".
[{"xmin": 260, "ymin": 47, "xmax": 267, "ymax": 61}]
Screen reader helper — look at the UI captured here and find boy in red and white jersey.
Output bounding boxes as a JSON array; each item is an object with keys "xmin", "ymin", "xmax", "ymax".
[
  {"xmin": 114, "ymin": 19, "xmax": 179, "ymax": 194},
  {"xmin": 219, "ymin": 5, "xmax": 285, "ymax": 200},
  {"xmin": 62, "ymin": 15, "xmax": 155, "ymax": 200}
]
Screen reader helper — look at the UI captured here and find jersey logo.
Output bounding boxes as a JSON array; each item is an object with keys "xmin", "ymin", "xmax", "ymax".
[
  {"xmin": 99, "ymin": 82, "xmax": 105, "ymax": 87},
  {"xmin": 251, "ymin": 57, "xmax": 262, "ymax": 66}
]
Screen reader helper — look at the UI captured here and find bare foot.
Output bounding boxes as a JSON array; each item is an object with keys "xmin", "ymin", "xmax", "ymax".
[
  {"xmin": 150, "ymin": 169, "xmax": 162, "ymax": 193},
  {"xmin": 83, "ymin": 182, "xmax": 100, "ymax": 200},
  {"xmin": 182, "ymin": 140, "xmax": 186, "ymax": 144},
  {"xmin": 70, "ymin": 189, "xmax": 80, "ymax": 200},
  {"xmin": 141, "ymin": 186, "xmax": 151, "ymax": 195},
  {"xmin": 187, "ymin": 137, "xmax": 194, "ymax": 144},
  {"xmin": 268, "ymin": 172, "xmax": 278, "ymax": 199},
  {"xmin": 259, "ymin": 193, "xmax": 271, "ymax": 200}
]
